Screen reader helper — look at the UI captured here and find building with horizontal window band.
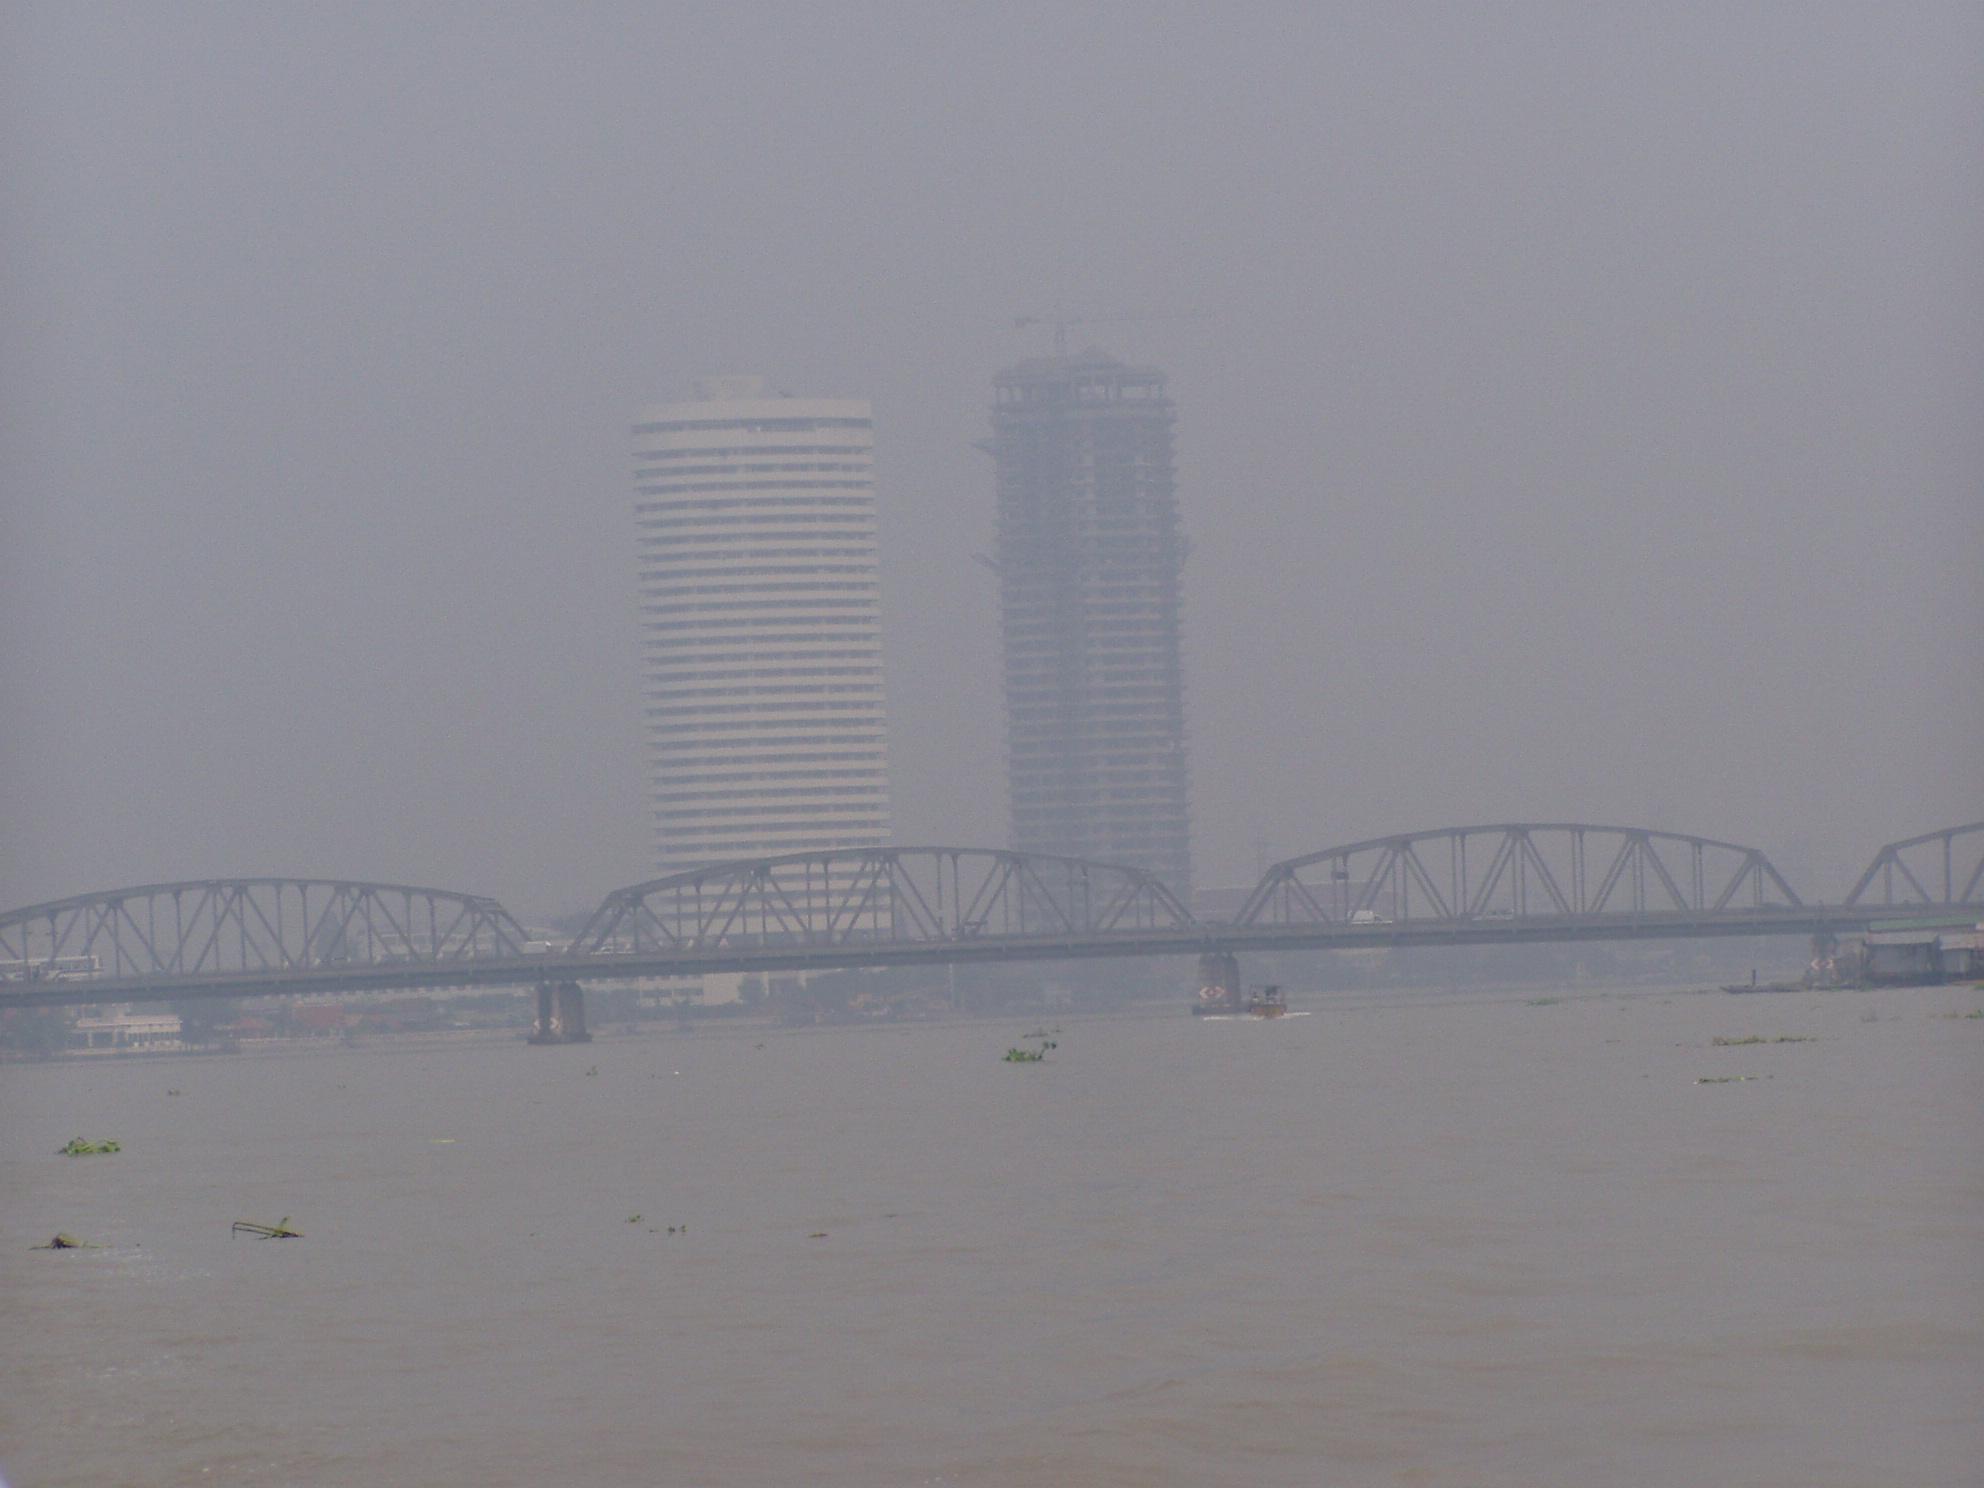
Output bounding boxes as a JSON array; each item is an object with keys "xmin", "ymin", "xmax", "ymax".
[{"xmin": 633, "ymin": 375, "xmax": 892, "ymax": 875}]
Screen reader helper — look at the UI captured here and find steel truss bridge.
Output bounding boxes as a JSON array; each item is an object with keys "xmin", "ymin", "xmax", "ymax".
[{"xmin": 2, "ymin": 824, "xmax": 1978, "ymax": 1014}]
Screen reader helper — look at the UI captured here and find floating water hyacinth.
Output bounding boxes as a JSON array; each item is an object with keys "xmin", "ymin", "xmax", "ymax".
[
  {"xmin": 231, "ymin": 1218, "xmax": 302, "ymax": 1239},
  {"xmin": 59, "ymin": 1138, "xmax": 120, "ymax": 1156}
]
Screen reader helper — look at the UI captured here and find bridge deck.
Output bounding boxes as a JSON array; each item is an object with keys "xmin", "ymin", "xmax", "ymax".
[
  {"xmin": 5, "ymin": 827, "xmax": 1975, "ymax": 1008},
  {"xmin": 0, "ymin": 904, "xmax": 1944, "ymax": 1007}
]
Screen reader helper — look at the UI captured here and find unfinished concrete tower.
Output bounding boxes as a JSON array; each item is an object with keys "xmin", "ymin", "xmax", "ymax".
[{"xmin": 988, "ymin": 348, "xmax": 1192, "ymax": 893}]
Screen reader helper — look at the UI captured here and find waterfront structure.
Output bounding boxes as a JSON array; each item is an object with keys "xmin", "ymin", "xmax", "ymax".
[
  {"xmin": 987, "ymin": 349, "xmax": 1193, "ymax": 890},
  {"xmin": 70, "ymin": 1005, "xmax": 184, "ymax": 1053},
  {"xmin": 632, "ymin": 376, "xmax": 892, "ymax": 874}
]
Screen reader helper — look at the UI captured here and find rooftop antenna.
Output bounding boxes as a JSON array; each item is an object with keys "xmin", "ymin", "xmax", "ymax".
[{"xmin": 1012, "ymin": 307, "xmax": 1225, "ymax": 359}]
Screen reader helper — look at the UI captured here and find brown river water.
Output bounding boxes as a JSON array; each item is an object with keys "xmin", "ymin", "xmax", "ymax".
[{"xmin": 3, "ymin": 982, "xmax": 1981, "ymax": 1487}]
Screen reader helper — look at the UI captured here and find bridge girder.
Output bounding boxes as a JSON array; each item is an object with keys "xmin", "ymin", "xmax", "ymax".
[
  {"xmin": 568, "ymin": 846, "xmax": 1194, "ymax": 957},
  {"xmin": 1844, "ymin": 823, "xmax": 1984, "ymax": 909},
  {"xmin": 7, "ymin": 823, "xmax": 1969, "ymax": 1009},
  {"xmin": 0, "ymin": 879, "xmax": 532, "ymax": 985},
  {"xmin": 1235, "ymin": 824, "xmax": 1802, "ymax": 927}
]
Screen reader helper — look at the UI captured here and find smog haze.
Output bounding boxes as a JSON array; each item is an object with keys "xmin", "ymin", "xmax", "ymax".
[{"xmin": 3, "ymin": 4, "xmax": 1978, "ymax": 919}]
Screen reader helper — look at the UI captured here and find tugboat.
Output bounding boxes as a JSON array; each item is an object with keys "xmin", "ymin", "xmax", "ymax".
[{"xmin": 1246, "ymin": 985, "xmax": 1287, "ymax": 1018}]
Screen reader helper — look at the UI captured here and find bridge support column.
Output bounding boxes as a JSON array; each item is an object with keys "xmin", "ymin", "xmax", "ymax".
[
  {"xmin": 1808, "ymin": 931, "xmax": 1851, "ymax": 989},
  {"xmin": 558, "ymin": 981, "xmax": 590, "ymax": 1042},
  {"xmin": 529, "ymin": 980, "xmax": 593, "ymax": 1044},
  {"xmin": 1196, "ymin": 950, "xmax": 1243, "ymax": 1014}
]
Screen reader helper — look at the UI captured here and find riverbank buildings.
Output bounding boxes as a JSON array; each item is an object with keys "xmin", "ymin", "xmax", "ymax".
[
  {"xmin": 632, "ymin": 376, "xmax": 892, "ymax": 875},
  {"xmin": 987, "ymin": 349, "xmax": 1193, "ymax": 892}
]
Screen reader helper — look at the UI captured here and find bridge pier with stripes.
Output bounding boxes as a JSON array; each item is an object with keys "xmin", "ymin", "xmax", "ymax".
[
  {"xmin": 528, "ymin": 981, "xmax": 592, "ymax": 1044},
  {"xmin": 3, "ymin": 824, "xmax": 1978, "ymax": 1036}
]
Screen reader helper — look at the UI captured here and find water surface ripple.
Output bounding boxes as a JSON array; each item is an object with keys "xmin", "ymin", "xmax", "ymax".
[{"xmin": 4, "ymin": 984, "xmax": 1980, "ymax": 1486}]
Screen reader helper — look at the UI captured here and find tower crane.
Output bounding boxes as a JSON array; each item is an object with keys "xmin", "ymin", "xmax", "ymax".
[{"xmin": 1011, "ymin": 308, "xmax": 1223, "ymax": 359}]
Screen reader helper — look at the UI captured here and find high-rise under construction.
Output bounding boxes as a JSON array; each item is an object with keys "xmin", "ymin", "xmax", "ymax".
[{"xmin": 987, "ymin": 347, "xmax": 1193, "ymax": 892}]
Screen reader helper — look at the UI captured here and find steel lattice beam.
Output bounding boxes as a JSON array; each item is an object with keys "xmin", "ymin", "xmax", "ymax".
[
  {"xmin": 0, "ymin": 879, "xmax": 531, "ymax": 983},
  {"xmin": 566, "ymin": 846, "xmax": 1193, "ymax": 956},
  {"xmin": 1844, "ymin": 823, "xmax": 1984, "ymax": 908},
  {"xmin": 6, "ymin": 825, "xmax": 1973, "ymax": 1011},
  {"xmin": 1233, "ymin": 824, "xmax": 1802, "ymax": 927}
]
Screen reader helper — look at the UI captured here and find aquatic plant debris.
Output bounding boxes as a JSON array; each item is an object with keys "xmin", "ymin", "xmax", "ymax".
[
  {"xmin": 232, "ymin": 1218, "xmax": 303, "ymax": 1239},
  {"xmin": 59, "ymin": 1138, "xmax": 120, "ymax": 1156},
  {"xmin": 1712, "ymin": 1036, "xmax": 1816, "ymax": 1045},
  {"xmin": 1004, "ymin": 1035, "xmax": 1058, "ymax": 1062},
  {"xmin": 1695, "ymin": 1075, "xmax": 1767, "ymax": 1084},
  {"xmin": 33, "ymin": 1234, "xmax": 99, "ymax": 1249}
]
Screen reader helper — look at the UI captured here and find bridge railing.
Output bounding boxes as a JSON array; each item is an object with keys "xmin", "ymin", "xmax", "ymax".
[
  {"xmin": 1235, "ymin": 824, "xmax": 1802, "ymax": 928},
  {"xmin": 1844, "ymin": 823, "xmax": 1984, "ymax": 910},
  {"xmin": 8, "ymin": 823, "xmax": 1971, "ymax": 1001},
  {"xmin": 0, "ymin": 880, "xmax": 533, "ymax": 984},
  {"xmin": 567, "ymin": 847, "xmax": 1195, "ymax": 955}
]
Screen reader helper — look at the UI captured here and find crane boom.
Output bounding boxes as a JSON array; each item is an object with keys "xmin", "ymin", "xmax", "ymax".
[{"xmin": 1012, "ymin": 308, "xmax": 1222, "ymax": 358}]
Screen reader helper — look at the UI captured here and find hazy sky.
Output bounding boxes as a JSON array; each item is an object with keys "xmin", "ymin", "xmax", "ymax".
[{"xmin": 3, "ymin": 3, "xmax": 1978, "ymax": 920}]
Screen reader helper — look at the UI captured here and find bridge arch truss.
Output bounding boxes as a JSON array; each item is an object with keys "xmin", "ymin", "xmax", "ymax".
[
  {"xmin": 1844, "ymin": 823, "xmax": 1984, "ymax": 909},
  {"xmin": 569, "ymin": 847, "xmax": 1193, "ymax": 956},
  {"xmin": 1236, "ymin": 824, "xmax": 1802, "ymax": 928},
  {"xmin": 0, "ymin": 880, "xmax": 532, "ymax": 984}
]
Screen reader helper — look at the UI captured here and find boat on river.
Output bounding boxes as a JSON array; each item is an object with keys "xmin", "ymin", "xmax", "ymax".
[
  {"xmin": 1246, "ymin": 986, "xmax": 1287, "ymax": 1017},
  {"xmin": 1193, "ymin": 982, "xmax": 1288, "ymax": 1018}
]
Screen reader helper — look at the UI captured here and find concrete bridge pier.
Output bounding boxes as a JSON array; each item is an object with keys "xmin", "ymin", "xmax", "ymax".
[
  {"xmin": 1196, "ymin": 949, "xmax": 1243, "ymax": 1014},
  {"xmin": 529, "ymin": 980, "xmax": 592, "ymax": 1044}
]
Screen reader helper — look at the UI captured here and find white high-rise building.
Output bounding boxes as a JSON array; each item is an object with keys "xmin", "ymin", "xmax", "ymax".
[{"xmin": 633, "ymin": 375, "xmax": 892, "ymax": 875}]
